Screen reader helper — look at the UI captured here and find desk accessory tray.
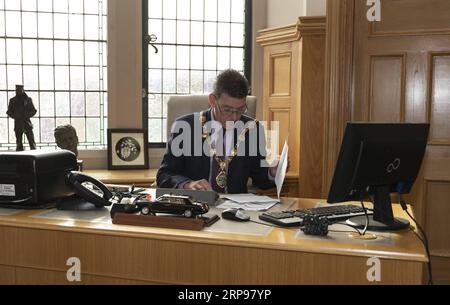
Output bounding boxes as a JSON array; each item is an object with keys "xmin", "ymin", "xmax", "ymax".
[{"xmin": 112, "ymin": 213, "xmax": 220, "ymax": 231}]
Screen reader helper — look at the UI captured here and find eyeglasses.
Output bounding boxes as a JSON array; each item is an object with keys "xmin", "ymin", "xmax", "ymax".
[{"xmin": 216, "ymin": 103, "xmax": 248, "ymax": 116}]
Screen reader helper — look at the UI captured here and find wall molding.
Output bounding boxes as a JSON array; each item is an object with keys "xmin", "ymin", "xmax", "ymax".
[
  {"xmin": 369, "ymin": 27, "xmax": 450, "ymax": 38},
  {"xmin": 256, "ymin": 17, "xmax": 326, "ymax": 46}
]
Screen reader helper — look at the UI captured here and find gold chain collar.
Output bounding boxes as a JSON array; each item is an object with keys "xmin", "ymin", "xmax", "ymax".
[{"xmin": 199, "ymin": 110, "xmax": 257, "ymax": 164}]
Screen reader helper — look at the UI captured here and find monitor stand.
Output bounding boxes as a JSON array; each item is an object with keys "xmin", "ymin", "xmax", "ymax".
[
  {"xmin": 56, "ymin": 195, "xmax": 106, "ymax": 211},
  {"xmin": 346, "ymin": 215, "xmax": 410, "ymax": 231},
  {"xmin": 347, "ymin": 185, "xmax": 410, "ymax": 231}
]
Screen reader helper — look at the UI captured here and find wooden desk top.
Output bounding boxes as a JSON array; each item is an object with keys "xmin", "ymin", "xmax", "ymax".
[{"xmin": 0, "ymin": 198, "xmax": 427, "ymax": 263}]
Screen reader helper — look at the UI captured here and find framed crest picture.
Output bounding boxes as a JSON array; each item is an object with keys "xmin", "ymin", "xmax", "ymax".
[{"xmin": 107, "ymin": 129, "xmax": 149, "ymax": 170}]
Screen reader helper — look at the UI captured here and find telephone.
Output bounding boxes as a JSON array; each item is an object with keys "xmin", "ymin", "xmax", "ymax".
[{"xmin": 65, "ymin": 171, "xmax": 114, "ymax": 208}]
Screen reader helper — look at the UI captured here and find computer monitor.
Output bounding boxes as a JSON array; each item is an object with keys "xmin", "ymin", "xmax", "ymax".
[{"xmin": 327, "ymin": 123, "xmax": 430, "ymax": 231}]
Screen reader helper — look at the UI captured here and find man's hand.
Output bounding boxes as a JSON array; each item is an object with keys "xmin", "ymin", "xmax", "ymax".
[
  {"xmin": 184, "ymin": 179, "xmax": 213, "ymax": 191},
  {"xmin": 269, "ymin": 159, "xmax": 291, "ymax": 178},
  {"xmin": 269, "ymin": 165, "xmax": 277, "ymax": 178}
]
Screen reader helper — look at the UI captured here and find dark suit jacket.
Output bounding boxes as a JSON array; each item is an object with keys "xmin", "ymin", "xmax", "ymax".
[{"xmin": 157, "ymin": 109, "xmax": 275, "ymax": 193}]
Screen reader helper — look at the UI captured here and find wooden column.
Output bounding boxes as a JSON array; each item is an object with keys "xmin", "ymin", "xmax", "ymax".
[
  {"xmin": 322, "ymin": 0, "xmax": 355, "ymax": 197},
  {"xmin": 257, "ymin": 17, "xmax": 326, "ymax": 198}
]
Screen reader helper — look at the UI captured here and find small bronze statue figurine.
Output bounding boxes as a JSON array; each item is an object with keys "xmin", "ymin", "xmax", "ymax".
[
  {"xmin": 55, "ymin": 124, "xmax": 83, "ymax": 171},
  {"xmin": 54, "ymin": 124, "xmax": 79, "ymax": 157},
  {"xmin": 6, "ymin": 85, "xmax": 37, "ymax": 151}
]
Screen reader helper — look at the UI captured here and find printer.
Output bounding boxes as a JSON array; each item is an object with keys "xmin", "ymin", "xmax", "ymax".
[{"xmin": 0, "ymin": 150, "xmax": 78, "ymax": 208}]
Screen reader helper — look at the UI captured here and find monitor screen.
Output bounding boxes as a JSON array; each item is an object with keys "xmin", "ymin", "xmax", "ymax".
[{"xmin": 327, "ymin": 122, "xmax": 430, "ymax": 231}]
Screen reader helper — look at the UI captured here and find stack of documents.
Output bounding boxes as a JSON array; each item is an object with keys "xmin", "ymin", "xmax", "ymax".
[{"xmin": 217, "ymin": 194, "xmax": 279, "ymax": 211}]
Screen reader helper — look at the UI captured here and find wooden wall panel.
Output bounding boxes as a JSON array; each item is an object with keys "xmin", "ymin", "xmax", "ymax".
[
  {"xmin": 371, "ymin": 0, "xmax": 450, "ymax": 36},
  {"xmin": 424, "ymin": 180, "xmax": 450, "ymax": 284},
  {"xmin": 269, "ymin": 109, "xmax": 290, "ymax": 156},
  {"xmin": 270, "ymin": 53, "xmax": 292, "ymax": 96},
  {"xmin": 369, "ymin": 55, "xmax": 405, "ymax": 122},
  {"xmin": 15, "ymin": 267, "xmax": 79, "ymax": 285},
  {"xmin": 405, "ymin": 53, "xmax": 428, "ymax": 123},
  {"xmin": 14, "ymin": 267, "xmax": 154, "ymax": 285},
  {"xmin": 0, "ymin": 265, "xmax": 15, "ymax": 284},
  {"xmin": 425, "ymin": 181, "xmax": 450, "ymax": 256},
  {"xmin": 429, "ymin": 54, "xmax": 450, "ymax": 144},
  {"xmin": 430, "ymin": 256, "xmax": 450, "ymax": 284}
]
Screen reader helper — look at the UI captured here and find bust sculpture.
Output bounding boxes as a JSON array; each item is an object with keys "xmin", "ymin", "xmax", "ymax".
[{"xmin": 54, "ymin": 124, "xmax": 79, "ymax": 157}]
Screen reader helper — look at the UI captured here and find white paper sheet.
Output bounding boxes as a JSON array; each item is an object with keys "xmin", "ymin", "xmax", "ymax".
[
  {"xmin": 275, "ymin": 140, "xmax": 289, "ymax": 199},
  {"xmin": 221, "ymin": 194, "xmax": 279, "ymax": 204},
  {"xmin": 217, "ymin": 200, "xmax": 278, "ymax": 211}
]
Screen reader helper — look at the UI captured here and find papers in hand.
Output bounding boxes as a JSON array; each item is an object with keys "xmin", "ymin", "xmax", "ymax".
[
  {"xmin": 275, "ymin": 140, "xmax": 289, "ymax": 199},
  {"xmin": 218, "ymin": 194, "xmax": 279, "ymax": 211}
]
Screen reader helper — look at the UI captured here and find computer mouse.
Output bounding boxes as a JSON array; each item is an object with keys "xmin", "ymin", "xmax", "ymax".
[{"xmin": 221, "ymin": 208, "xmax": 250, "ymax": 222}]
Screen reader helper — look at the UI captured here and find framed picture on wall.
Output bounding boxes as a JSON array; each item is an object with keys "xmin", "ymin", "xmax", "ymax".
[{"xmin": 107, "ymin": 129, "xmax": 149, "ymax": 170}]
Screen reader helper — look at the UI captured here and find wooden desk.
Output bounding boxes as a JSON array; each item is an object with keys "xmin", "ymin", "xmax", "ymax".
[
  {"xmin": 0, "ymin": 198, "xmax": 426, "ymax": 284},
  {"xmin": 84, "ymin": 169, "xmax": 300, "ymax": 197}
]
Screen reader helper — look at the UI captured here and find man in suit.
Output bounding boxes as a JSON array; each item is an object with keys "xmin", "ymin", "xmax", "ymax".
[
  {"xmin": 157, "ymin": 69, "xmax": 279, "ymax": 193},
  {"xmin": 6, "ymin": 85, "xmax": 37, "ymax": 151}
]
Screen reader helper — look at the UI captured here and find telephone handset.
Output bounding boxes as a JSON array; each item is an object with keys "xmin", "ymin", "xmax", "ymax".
[{"xmin": 67, "ymin": 171, "xmax": 113, "ymax": 207}]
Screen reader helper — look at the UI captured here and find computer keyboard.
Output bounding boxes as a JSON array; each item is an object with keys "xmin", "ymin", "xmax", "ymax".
[{"xmin": 259, "ymin": 204, "xmax": 373, "ymax": 227}]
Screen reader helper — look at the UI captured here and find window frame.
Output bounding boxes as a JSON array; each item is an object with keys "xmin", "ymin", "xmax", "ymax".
[
  {"xmin": 142, "ymin": 0, "xmax": 252, "ymax": 148},
  {"xmin": 0, "ymin": 0, "xmax": 108, "ymax": 150}
]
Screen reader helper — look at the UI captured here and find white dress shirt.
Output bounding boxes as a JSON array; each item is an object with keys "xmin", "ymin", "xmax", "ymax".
[{"xmin": 179, "ymin": 109, "xmax": 275, "ymax": 191}]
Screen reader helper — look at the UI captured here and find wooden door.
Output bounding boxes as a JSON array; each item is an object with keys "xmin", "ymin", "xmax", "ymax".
[{"xmin": 352, "ymin": 0, "xmax": 450, "ymax": 284}]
